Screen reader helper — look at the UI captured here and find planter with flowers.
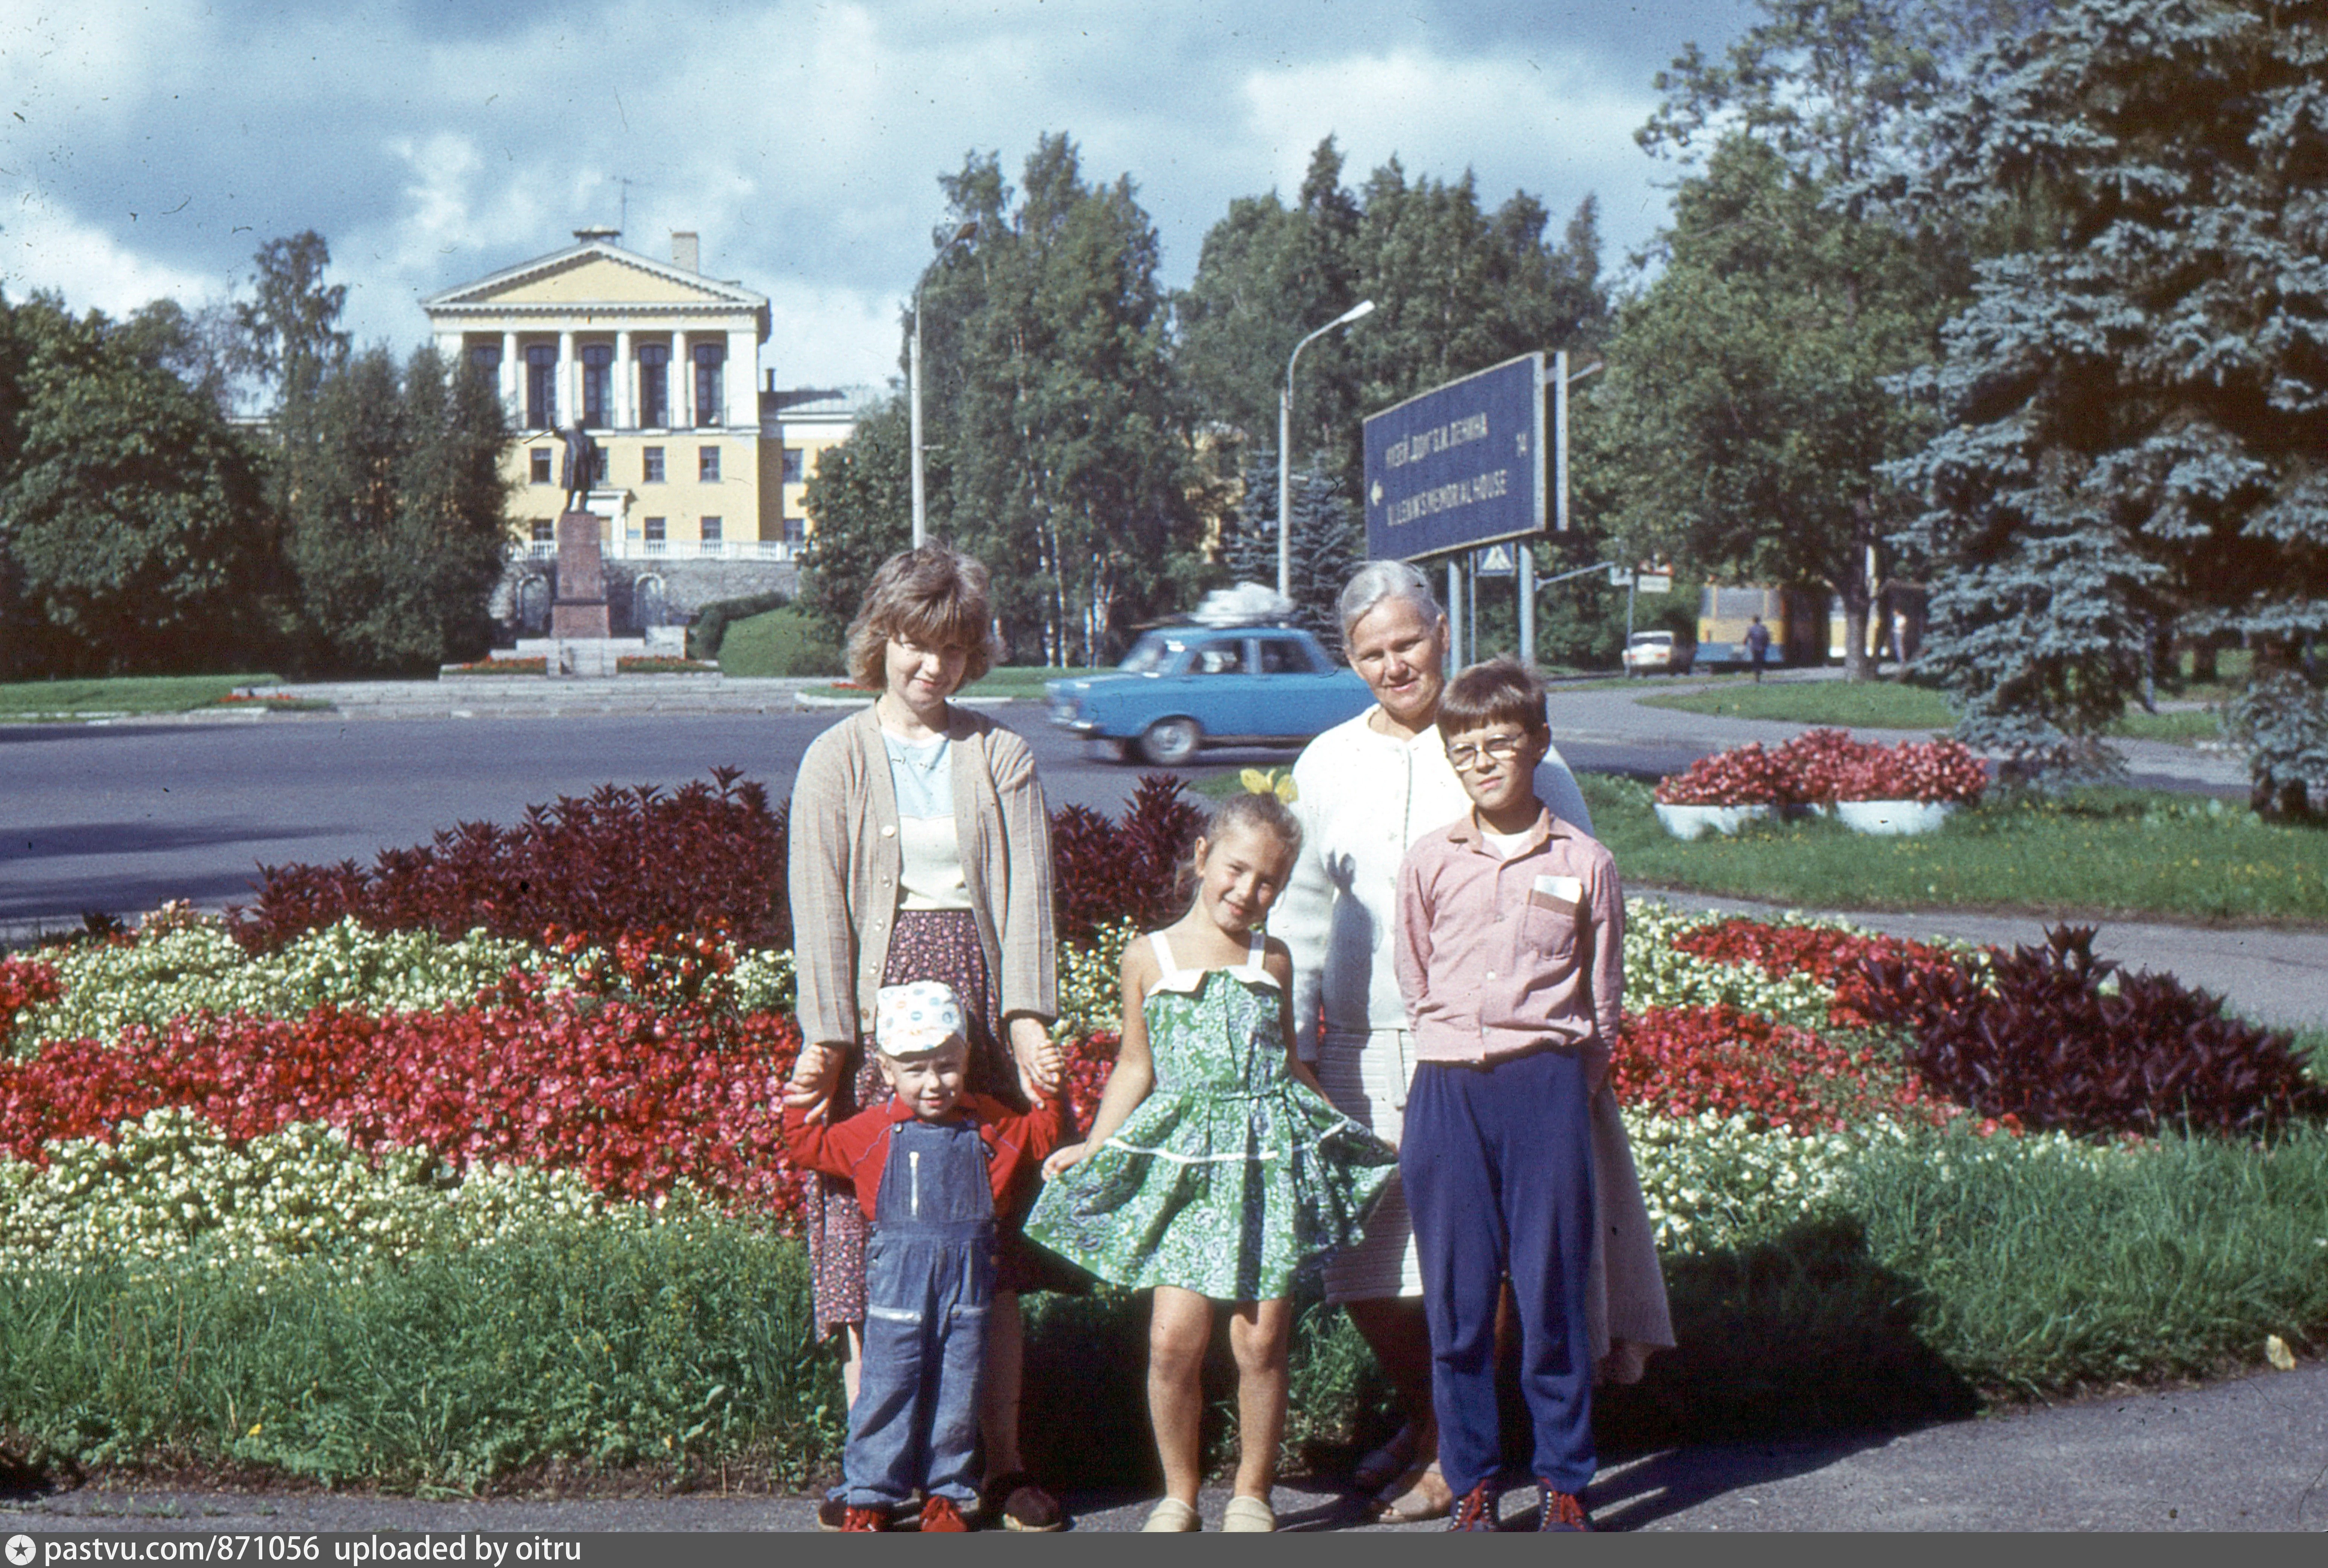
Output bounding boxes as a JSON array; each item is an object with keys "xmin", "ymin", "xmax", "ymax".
[
  {"xmin": 1652, "ymin": 742, "xmax": 1789, "ymax": 839},
  {"xmin": 1830, "ymin": 737, "xmax": 1987, "ymax": 835},
  {"xmin": 1654, "ymin": 730, "xmax": 1989, "ymax": 840}
]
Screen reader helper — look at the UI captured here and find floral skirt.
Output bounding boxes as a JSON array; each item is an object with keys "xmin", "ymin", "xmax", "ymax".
[{"xmin": 804, "ymin": 908, "xmax": 1072, "ymax": 1336}]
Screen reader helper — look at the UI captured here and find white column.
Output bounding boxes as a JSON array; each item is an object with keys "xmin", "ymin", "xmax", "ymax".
[
  {"xmin": 614, "ymin": 330, "xmax": 633, "ymax": 428},
  {"xmin": 558, "ymin": 330, "xmax": 576, "ymax": 427},
  {"xmin": 500, "ymin": 331, "xmax": 519, "ymax": 418},
  {"xmin": 674, "ymin": 330, "xmax": 691, "ymax": 427}
]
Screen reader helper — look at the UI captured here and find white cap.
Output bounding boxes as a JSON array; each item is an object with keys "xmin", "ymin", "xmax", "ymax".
[{"xmin": 874, "ymin": 980, "xmax": 967, "ymax": 1058}]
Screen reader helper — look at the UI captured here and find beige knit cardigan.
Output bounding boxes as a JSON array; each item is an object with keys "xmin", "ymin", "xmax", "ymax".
[{"xmin": 787, "ymin": 702, "xmax": 1059, "ymax": 1052}]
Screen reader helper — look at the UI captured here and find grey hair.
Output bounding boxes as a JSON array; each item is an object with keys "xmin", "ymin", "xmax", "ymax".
[{"xmin": 1337, "ymin": 559, "xmax": 1443, "ymax": 646}]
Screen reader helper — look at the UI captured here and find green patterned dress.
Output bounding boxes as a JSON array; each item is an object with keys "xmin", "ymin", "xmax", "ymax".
[{"xmin": 1024, "ymin": 931, "xmax": 1397, "ymax": 1301}]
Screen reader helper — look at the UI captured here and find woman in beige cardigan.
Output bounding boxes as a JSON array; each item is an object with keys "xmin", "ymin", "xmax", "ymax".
[{"xmin": 784, "ymin": 544, "xmax": 1066, "ymax": 1531}]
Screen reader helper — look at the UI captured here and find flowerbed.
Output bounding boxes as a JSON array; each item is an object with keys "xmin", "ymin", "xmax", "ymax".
[
  {"xmin": 1656, "ymin": 728, "xmax": 1988, "ymax": 807},
  {"xmin": 5, "ymin": 772, "xmax": 2322, "ymax": 1487}
]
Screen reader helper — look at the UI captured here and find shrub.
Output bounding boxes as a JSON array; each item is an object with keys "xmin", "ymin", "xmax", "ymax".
[
  {"xmin": 1051, "ymin": 774, "xmax": 1205, "ymax": 945},
  {"xmin": 686, "ymin": 591, "xmax": 792, "ymax": 662},
  {"xmin": 1855, "ymin": 924, "xmax": 2328, "ymax": 1138},
  {"xmin": 229, "ymin": 768, "xmax": 788, "ymax": 956}
]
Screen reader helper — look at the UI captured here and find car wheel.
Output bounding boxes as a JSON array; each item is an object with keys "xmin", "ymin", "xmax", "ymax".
[{"xmin": 1137, "ymin": 716, "xmax": 1202, "ymax": 767}]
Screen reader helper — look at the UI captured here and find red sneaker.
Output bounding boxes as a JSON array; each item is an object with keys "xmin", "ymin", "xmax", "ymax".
[
  {"xmin": 1536, "ymin": 1486, "xmax": 1593, "ymax": 1532},
  {"xmin": 1446, "ymin": 1482, "xmax": 1499, "ymax": 1531},
  {"xmin": 919, "ymin": 1496, "xmax": 972, "ymax": 1533},
  {"xmin": 840, "ymin": 1503, "xmax": 891, "ymax": 1533}
]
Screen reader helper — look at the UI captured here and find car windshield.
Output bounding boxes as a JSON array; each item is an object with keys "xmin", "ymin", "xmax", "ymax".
[{"xmin": 1118, "ymin": 633, "xmax": 1186, "ymax": 674}]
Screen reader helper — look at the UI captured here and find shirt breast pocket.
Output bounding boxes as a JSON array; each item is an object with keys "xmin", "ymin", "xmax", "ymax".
[{"xmin": 1522, "ymin": 874, "xmax": 1584, "ymax": 960}]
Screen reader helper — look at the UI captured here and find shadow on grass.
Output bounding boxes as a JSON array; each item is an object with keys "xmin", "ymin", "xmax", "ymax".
[{"xmin": 1025, "ymin": 1216, "xmax": 1978, "ymax": 1529}]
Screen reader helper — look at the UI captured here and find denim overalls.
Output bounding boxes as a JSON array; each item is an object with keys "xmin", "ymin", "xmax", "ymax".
[{"xmin": 838, "ymin": 1114, "xmax": 996, "ymax": 1508}]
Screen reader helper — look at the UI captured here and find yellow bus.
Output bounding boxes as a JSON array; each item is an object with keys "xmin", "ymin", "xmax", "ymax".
[{"xmin": 1701, "ymin": 583, "xmax": 1927, "ymax": 668}]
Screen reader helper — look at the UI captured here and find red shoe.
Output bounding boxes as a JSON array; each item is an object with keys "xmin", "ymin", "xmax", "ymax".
[
  {"xmin": 1536, "ymin": 1485, "xmax": 1593, "ymax": 1532},
  {"xmin": 840, "ymin": 1503, "xmax": 891, "ymax": 1533},
  {"xmin": 919, "ymin": 1496, "xmax": 972, "ymax": 1533},
  {"xmin": 1446, "ymin": 1482, "xmax": 1499, "ymax": 1531}
]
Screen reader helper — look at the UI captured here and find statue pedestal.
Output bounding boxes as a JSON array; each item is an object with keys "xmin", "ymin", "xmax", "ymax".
[{"xmin": 550, "ymin": 510, "xmax": 609, "ymax": 640}]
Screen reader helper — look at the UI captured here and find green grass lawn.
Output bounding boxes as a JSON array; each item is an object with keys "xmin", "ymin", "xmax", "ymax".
[
  {"xmin": 0, "ymin": 674, "xmax": 287, "ymax": 719},
  {"xmin": 1582, "ymin": 773, "xmax": 2328, "ymax": 925},
  {"xmin": 1642, "ymin": 680, "xmax": 2232, "ymax": 748},
  {"xmin": 1640, "ymin": 680, "xmax": 1960, "ymax": 730}
]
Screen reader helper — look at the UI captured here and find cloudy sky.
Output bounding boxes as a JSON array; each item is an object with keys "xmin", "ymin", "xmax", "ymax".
[{"xmin": 1, "ymin": 0, "xmax": 1755, "ymax": 391}]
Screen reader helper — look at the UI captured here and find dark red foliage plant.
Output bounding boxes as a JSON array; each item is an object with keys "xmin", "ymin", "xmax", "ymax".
[
  {"xmin": 1051, "ymin": 774, "xmax": 1204, "ymax": 945},
  {"xmin": 230, "ymin": 768, "xmax": 789, "ymax": 957},
  {"xmin": 1854, "ymin": 924, "xmax": 2328, "ymax": 1138}
]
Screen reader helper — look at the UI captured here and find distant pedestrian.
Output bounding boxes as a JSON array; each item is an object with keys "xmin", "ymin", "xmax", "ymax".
[
  {"xmin": 782, "ymin": 982, "xmax": 1064, "ymax": 1533},
  {"xmin": 1745, "ymin": 614, "xmax": 1771, "ymax": 682}
]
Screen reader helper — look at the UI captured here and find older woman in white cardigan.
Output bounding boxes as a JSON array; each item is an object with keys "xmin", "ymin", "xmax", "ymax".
[{"xmin": 1272, "ymin": 560, "xmax": 1672, "ymax": 1521}]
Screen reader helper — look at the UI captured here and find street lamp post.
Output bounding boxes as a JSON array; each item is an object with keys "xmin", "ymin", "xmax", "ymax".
[
  {"xmin": 910, "ymin": 220, "xmax": 980, "ymax": 549},
  {"xmin": 1278, "ymin": 299, "xmax": 1375, "ymax": 598}
]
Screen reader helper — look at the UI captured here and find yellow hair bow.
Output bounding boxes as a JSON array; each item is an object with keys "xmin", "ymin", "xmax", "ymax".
[{"xmin": 1239, "ymin": 767, "xmax": 1298, "ymax": 804}]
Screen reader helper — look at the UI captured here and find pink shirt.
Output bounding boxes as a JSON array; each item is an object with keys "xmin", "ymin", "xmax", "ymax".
[{"xmin": 1394, "ymin": 805, "xmax": 1624, "ymax": 1073}]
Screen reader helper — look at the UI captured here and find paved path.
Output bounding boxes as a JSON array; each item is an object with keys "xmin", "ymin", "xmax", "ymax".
[{"xmin": 7, "ymin": 1363, "xmax": 2323, "ymax": 1532}]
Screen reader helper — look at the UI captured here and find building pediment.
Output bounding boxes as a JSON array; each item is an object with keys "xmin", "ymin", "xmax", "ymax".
[{"xmin": 423, "ymin": 241, "xmax": 769, "ymax": 330}]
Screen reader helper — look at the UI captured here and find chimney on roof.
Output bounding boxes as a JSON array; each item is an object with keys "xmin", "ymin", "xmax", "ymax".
[{"xmin": 672, "ymin": 231, "xmax": 700, "ymax": 272}]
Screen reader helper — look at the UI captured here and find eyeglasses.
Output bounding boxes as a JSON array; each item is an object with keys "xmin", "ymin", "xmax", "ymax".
[{"xmin": 1444, "ymin": 734, "xmax": 1528, "ymax": 771}]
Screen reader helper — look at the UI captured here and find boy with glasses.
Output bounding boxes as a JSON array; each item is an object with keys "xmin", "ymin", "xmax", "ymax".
[{"xmin": 1393, "ymin": 657, "xmax": 1648, "ymax": 1532}]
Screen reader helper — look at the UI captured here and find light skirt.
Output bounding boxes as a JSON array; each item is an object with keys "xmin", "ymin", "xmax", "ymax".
[{"xmin": 1312, "ymin": 1028, "xmax": 1423, "ymax": 1302}]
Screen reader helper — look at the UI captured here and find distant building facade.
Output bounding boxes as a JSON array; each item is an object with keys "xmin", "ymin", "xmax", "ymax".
[{"xmin": 423, "ymin": 229, "xmax": 870, "ymax": 636}]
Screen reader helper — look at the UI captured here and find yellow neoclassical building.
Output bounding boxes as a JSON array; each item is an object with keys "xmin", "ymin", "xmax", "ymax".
[{"xmin": 425, "ymin": 228, "xmax": 800, "ymax": 562}]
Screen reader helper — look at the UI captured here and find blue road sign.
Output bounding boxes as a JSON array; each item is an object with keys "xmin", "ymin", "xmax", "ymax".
[{"xmin": 1363, "ymin": 352, "xmax": 1545, "ymax": 561}]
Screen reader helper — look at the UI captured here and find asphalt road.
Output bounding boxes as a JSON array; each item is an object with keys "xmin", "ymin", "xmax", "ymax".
[{"xmin": 1, "ymin": 703, "xmax": 1695, "ymax": 931}]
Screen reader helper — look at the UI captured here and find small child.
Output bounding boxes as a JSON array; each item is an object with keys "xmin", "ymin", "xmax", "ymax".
[
  {"xmin": 781, "ymin": 980, "xmax": 1062, "ymax": 1534},
  {"xmin": 1394, "ymin": 657, "xmax": 1654, "ymax": 1533},
  {"xmin": 1023, "ymin": 788, "xmax": 1396, "ymax": 1533}
]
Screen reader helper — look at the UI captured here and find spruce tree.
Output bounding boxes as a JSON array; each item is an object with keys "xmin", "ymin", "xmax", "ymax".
[
  {"xmin": 1886, "ymin": 0, "xmax": 2328, "ymax": 796},
  {"xmin": 1218, "ymin": 448, "xmax": 1362, "ymax": 650}
]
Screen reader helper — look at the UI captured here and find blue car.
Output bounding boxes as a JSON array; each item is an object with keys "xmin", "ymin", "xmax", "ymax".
[{"xmin": 1044, "ymin": 625, "xmax": 1373, "ymax": 766}]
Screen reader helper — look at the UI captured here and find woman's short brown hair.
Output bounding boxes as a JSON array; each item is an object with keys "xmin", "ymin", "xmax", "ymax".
[
  {"xmin": 1438, "ymin": 655, "xmax": 1550, "ymax": 739},
  {"xmin": 844, "ymin": 544, "xmax": 999, "ymax": 690}
]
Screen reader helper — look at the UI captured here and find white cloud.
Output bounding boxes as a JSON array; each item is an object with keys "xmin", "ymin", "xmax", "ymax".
[{"xmin": 0, "ymin": 190, "xmax": 221, "ymax": 316}]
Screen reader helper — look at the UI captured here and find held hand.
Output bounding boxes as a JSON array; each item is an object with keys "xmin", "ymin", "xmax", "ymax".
[
  {"xmin": 1009, "ymin": 1014, "xmax": 1062, "ymax": 1100},
  {"xmin": 1042, "ymin": 1142, "xmax": 1089, "ymax": 1181},
  {"xmin": 785, "ymin": 1042, "xmax": 846, "ymax": 1122}
]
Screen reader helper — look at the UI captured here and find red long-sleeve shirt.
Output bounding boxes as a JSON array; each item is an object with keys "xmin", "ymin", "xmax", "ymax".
[{"xmin": 781, "ymin": 1093, "xmax": 1064, "ymax": 1221}]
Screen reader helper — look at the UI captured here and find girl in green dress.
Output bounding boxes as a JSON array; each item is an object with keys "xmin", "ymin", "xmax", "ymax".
[{"xmin": 1025, "ymin": 789, "xmax": 1395, "ymax": 1532}]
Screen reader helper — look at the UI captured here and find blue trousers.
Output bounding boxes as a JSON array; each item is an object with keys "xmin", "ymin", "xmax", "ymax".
[
  {"xmin": 839, "ymin": 1118, "xmax": 995, "ymax": 1508},
  {"xmin": 1402, "ymin": 1048, "xmax": 1597, "ymax": 1495}
]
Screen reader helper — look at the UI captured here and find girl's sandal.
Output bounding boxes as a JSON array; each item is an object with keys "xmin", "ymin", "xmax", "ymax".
[
  {"xmin": 1375, "ymin": 1461, "xmax": 1453, "ymax": 1525},
  {"xmin": 1142, "ymin": 1497, "xmax": 1201, "ymax": 1532},
  {"xmin": 1220, "ymin": 1495, "xmax": 1276, "ymax": 1533},
  {"xmin": 1349, "ymin": 1422, "xmax": 1420, "ymax": 1494}
]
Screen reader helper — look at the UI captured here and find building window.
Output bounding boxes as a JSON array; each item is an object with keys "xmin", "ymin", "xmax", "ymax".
[
  {"xmin": 784, "ymin": 517, "xmax": 806, "ymax": 548},
  {"xmin": 592, "ymin": 447, "xmax": 609, "ymax": 484},
  {"xmin": 699, "ymin": 515, "xmax": 723, "ymax": 542},
  {"xmin": 531, "ymin": 519, "xmax": 554, "ymax": 542},
  {"xmin": 781, "ymin": 447, "xmax": 805, "ymax": 484},
  {"xmin": 644, "ymin": 516, "xmax": 666, "ymax": 543},
  {"xmin": 525, "ymin": 344, "xmax": 557, "ymax": 429},
  {"xmin": 699, "ymin": 445, "xmax": 721, "ymax": 482},
  {"xmin": 581, "ymin": 344, "xmax": 613, "ymax": 427},
  {"xmin": 469, "ymin": 343, "xmax": 502, "ymax": 380},
  {"xmin": 692, "ymin": 342, "xmax": 724, "ymax": 427},
  {"xmin": 530, "ymin": 449, "xmax": 553, "ymax": 484},
  {"xmin": 638, "ymin": 343, "xmax": 670, "ymax": 427},
  {"xmin": 642, "ymin": 446, "xmax": 665, "ymax": 483}
]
